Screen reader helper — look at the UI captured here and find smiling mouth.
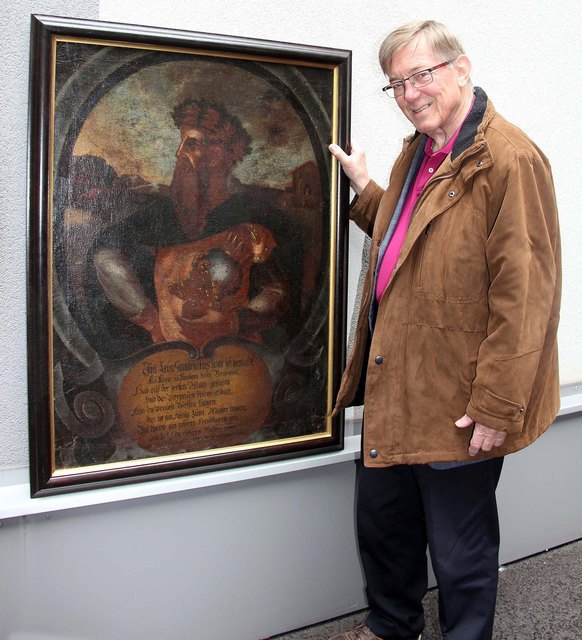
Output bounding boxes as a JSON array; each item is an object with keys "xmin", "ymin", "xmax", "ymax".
[{"xmin": 412, "ymin": 102, "xmax": 433, "ymax": 114}]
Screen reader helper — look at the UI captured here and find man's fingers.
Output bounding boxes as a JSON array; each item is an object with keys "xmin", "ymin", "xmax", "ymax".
[
  {"xmin": 329, "ymin": 141, "xmax": 364, "ymax": 164},
  {"xmin": 478, "ymin": 433, "xmax": 495, "ymax": 453},
  {"xmin": 328, "ymin": 143, "xmax": 349, "ymax": 163},
  {"xmin": 468, "ymin": 431, "xmax": 486, "ymax": 456},
  {"xmin": 328, "ymin": 142, "xmax": 370, "ymax": 195},
  {"xmin": 469, "ymin": 425, "xmax": 507, "ymax": 456}
]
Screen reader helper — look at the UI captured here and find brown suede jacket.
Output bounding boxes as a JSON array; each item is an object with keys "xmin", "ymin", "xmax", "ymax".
[{"xmin": 334, "ymin": 87, "xmax": 562, "ymax": 467}]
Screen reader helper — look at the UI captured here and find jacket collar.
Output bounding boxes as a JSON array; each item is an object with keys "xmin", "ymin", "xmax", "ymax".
[{"xmin": 452, "ymin": 86, "xmax": 488, "ymax": 160}]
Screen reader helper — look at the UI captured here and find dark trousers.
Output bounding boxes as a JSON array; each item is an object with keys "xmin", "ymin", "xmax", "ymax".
[{"xmin": 357, "ymin": 458, "xmax": 504, "ymax": 640}]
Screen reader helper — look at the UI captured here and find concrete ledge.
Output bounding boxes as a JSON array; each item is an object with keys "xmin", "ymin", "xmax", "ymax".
[
  {"xmin": 0, "ymin": 435, "xmax": 361, "ymax": 519},
  {"xmin": 1, "ymin": 385, "xmax": 580, "ymax": 520}
]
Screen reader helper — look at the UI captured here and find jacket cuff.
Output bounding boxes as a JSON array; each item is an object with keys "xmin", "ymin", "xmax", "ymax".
[
  {"xmin": 348, "ymin": 180, "xmax": 384, "ymax": 235},
  {"xmin": 467, "ymin": 386, "xmax": 525, "ymax": 433},
  {"xmin": 350, "ymin": 180, "xmax": 381, "ymax": 217}
]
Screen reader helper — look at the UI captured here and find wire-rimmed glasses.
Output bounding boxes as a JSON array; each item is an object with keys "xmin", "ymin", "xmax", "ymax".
[{"xmin": 382, "ymin": 61, "xmax": 452, "ymax": 98}]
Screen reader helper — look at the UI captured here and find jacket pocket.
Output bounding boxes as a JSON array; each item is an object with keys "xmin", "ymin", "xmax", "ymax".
[{"xmin": 414, "ymin": 205, "xmax": 488, "ymax": 303}]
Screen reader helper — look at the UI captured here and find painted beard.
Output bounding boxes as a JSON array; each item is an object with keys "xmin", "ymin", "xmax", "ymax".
[{"xmin": 170, "ymin": 157, "xmax": 209, "ymax": 240}]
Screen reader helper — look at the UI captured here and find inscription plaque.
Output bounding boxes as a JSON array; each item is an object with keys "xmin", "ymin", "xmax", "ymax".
[{"xmin": 118, "ymin": 344, "xmax": 272, "ymax": 454}]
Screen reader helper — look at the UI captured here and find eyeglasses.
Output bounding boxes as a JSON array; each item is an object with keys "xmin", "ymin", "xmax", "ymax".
[{"xmin": 382, "ymin": 61, "xmax": 452, "ymax": 98}]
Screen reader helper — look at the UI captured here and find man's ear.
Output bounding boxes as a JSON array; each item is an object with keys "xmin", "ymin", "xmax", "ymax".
[{"xmin": 454, "ymin": 54, "xmax": 472, "ymax": 86}]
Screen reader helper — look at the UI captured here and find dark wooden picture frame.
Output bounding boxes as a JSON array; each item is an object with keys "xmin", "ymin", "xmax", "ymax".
[{"xmin": 27, "ymin": 14, "xmax": 351, "ymax": 496}]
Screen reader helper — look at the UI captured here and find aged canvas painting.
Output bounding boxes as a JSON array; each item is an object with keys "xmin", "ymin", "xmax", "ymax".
[{"xmin": 28, "ymin": 16, "xmax": 351, "ymax": 494}]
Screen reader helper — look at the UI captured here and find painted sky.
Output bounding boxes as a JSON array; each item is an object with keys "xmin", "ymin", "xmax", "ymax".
[{"xmin": 73, "ymin": 58, "xmax": 317, "ymax": 189}]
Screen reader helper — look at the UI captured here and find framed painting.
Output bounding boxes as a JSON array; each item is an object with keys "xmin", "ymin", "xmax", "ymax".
[{"xmin": 27, "ymin": 14, "xmax": 351, "ymax": 496}]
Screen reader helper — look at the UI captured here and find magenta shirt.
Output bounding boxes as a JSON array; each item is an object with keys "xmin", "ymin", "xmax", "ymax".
[{"xmin": 375, "ymin": 130, "xmax": 462, "ymax": 302}]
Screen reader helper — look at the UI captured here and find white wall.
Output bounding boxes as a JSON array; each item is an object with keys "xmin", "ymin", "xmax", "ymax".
[
  {"xmin": 1, "ymin": 0, "xmax": 581, "ymax": 468},
  {"xmin": 0, "ymin": 2, "xmax": 581, "ymax": 639},
  {"xmin": 98, "ymin": 0, "xmax": 582, "ymax": 385}
]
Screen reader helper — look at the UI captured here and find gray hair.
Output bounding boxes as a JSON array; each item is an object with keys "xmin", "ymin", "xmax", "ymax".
[{"xmin": 378, "ymin": 20, "xmax": 466, "ymax": 73}]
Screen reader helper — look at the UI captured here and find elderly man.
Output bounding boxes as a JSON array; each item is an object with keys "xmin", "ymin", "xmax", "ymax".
[{"xmin": 329, "ymin": 20, "xmax": 560, "ymax": 640}]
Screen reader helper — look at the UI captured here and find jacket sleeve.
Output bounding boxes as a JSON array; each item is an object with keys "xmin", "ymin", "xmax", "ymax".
[
  {"xmin": 467, "ymin": 151, "xmax": 561, "ymax": 433},
  {"xmin": 349, "ymin": 180, "xmax": 385, "ymax": 237}
]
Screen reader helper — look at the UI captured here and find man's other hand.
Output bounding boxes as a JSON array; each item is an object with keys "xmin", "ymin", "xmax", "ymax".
[{"xmin": 455, "ymin": 414, "xmax": 507, "ymax": 456}]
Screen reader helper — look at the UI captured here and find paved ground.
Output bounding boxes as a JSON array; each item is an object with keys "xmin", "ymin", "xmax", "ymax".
[{"xmin": 271, "ymin": 539, "xmax": 582, "ymax": 639}]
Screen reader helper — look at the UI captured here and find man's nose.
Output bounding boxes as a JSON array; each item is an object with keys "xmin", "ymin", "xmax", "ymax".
[
  {"xmin": 402, "ymin": 80, "xmax": 421, "ymax": 101},
  {"xmin": 176, "ymin": 140, "xmax": 187, "ymax": 158}
]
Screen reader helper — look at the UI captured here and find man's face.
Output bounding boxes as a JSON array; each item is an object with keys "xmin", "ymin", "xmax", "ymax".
[
  {"xmin": 176, "ymin": 127, "xmax": 226, "ymax": 176},
  {"xmin": 387, "ymin": 34, "xmax": 468, "ymax": 139}
]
